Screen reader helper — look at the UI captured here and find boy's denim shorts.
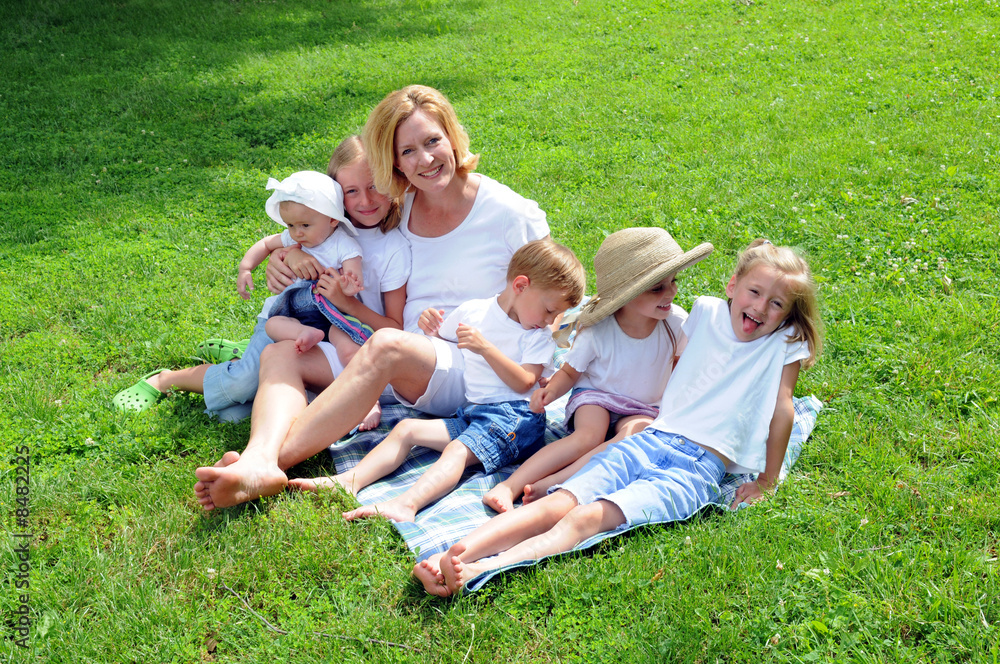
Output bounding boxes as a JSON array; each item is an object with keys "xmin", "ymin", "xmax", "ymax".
[
  {"xmin": 444, "ymin": 401, "xmax": 546, "ymax": 475},
  {"xmin": 554, "ymin": 429, "xmax": 725, "ymax": 529}
]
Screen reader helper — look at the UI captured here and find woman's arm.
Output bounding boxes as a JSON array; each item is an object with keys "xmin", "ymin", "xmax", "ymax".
[{"xmin": 729, "ymin": 360, "xmax": 801, "ymax": 509}]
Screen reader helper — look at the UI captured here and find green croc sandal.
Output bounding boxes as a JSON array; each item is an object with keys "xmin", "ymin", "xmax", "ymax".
[
  {"xmin": 195, "ymin": 338, "xmax": 250, "ymax": 363},
  {"xmin": 112, "ymin": 370, "xmax": 166, "ymax": 413}
]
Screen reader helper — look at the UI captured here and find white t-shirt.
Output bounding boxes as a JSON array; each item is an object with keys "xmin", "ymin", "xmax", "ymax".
[
  {"xmin": 438, "ymin": 296, "xmax": 555, "ymax": 405},
  {"xmin": 260, "ymin": 226, "xmax": 362, "ymax": 318},
  {"xmin": 353, "ymin": 226, "xmax": 411, "ymax": 318},
  {"xmin": 564, "ymin": 306, "xmax": 687, "ymax": 407},
  {"xmin": 399, "ymin": 175, "xmax": 550, "ymax": 332},
  {"xmin": 650, "ymin": 296, "xmax": 810, "ymax": 474}
]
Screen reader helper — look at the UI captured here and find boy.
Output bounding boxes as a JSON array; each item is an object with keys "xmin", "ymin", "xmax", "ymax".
[{"xmin": 297, "ymin": 239, "xmax": 585, "ymax": 523}]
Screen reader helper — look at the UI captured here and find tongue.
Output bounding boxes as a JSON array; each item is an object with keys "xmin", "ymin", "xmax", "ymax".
[{"xmin": 743, "ymin": 314, "xmax": 760, "ymax": 335}]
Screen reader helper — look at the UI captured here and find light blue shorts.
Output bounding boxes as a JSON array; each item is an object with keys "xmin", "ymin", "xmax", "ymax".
[
  {"xmin": 443, "ymin": 401, "xmax": 546, "ymax": 475},
  {"xmin": 554, "ymin": 429, "xmax": 725, "ymax": 529}
]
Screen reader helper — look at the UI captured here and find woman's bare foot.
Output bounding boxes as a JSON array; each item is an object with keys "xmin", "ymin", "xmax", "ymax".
[
  {"xmin": 193, "ymin": 452, "xmax": 288, "ymax": 511},
  {"xmin": 342, "ymin": 497, "xmax": 416, "ymax": 523},
  {"xmin": 482, "ymin": 482, "xmax": 516, "ymax": 513},
  {"xmin": 358, "ymin": 402, "xmax": 382, "ymax": 431},
  {"xmin": 412, "ymin": 553, "xmax": 449, "ymax": 596},
  {"xmin": 294, "ymin": 328, "xmax": 326, "ymax": 354}
]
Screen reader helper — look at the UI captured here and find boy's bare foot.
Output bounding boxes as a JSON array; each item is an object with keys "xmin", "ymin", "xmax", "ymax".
[
  {"xmin": 358, "ymin": 402, "xmax": 382, "ymax": 432},
  {"xmin": 342, "ymin": 498, "xmax": 416, "ymax": 523},
  {"xmin": 522, "ymin": 483, "xmax": 541, "ymax": 504},
  {"xmin": 440, "ymin": 543, "xmax": 487, "ymax": 595},
  {"xmin": 413, "ymin": 554, "xmax": 450, "ymax": 596},
  {"xmin": 193, "ymin": 452, "xmax": 288, "ymax": 511},
  {"xmin": 287, "ymin": 474, "xmax": 360, "ymax": 496},
  {"xmin": 294, "ymin": 328, "xmax": 326, "ymax": 354},
  {"xmin": 482, "ymin": 482, "xmax": 516, "ymax": 513}
]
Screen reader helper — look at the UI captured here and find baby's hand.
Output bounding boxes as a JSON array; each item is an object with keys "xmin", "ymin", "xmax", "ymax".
[
  {"xmin": 287, "ymin": 252, "xmax": 323, "ymax": 281},
  {"xmin": 456, "ymin": 324, "xmax": 491, "ymax": 355},
  {"xmin": 418, "ymin": 308, "xmax": 445, "ymax": 336},
  {"xmin": 237, "ymin": 270, "xmax": 254, "ymax": 300},
  {"xmin": 340, "ymin": 269, "xmax": 364, "ymax": 297}
]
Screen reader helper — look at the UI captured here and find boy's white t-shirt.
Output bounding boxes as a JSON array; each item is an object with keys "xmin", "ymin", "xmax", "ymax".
[
  {"xmin": 438, "ymin": 296, "xmax": 555, "ymax": 405},
  {"xmin": 650, "ymin": 296, "xmax": 810, "ymax": 474},
  {"xmin": 564, "ymin": 306, "xmax": 687, "ymax": 407},
  {"xmin": 352, "ymin": 226, "xmax": 411, "ymax": 318},
  {"xmin": 399, "ymin": 175, "xmax": 550, "ymax": 332}
]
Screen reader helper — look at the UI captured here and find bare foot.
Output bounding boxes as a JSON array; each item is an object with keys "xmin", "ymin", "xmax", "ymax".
[
  {"xmin": 358, "ymin": 402, "xmax": 382, "ymax": 432},
  {"xmin": 440, "ymin": 543, "xmax": 468, "ymax": 594},
  {"xmin": 294, "ymin": 328, "xmax": 326, "ymax": 354},
  {"xmin": 482, "ymin": 482, "xmax": 515, "ymax": 513},
  {"xmin": 193, "ymin": 453, "xmax": 288, "ymax": 511},
  {"xmin": 194, "ymin": 451, "xmax": 241, "ymax": 501},
  {"xmin": 413, "ymin": 554, "xmax": 450, "ymax": 596},
  {"xmin": 342, "ymin": 498, "xmax": 416, "ymax": 523},
  {"xmin": 287, "ymin": 474, "xmax": 360, "ymax": 496},
  {"xmin": 522, "ymin": 482, "xmax": 550, "ymax": 505}
]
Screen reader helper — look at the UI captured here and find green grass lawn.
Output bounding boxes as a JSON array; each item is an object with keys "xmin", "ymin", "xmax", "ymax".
[{"xmin": 2, "ymin": 0, "xmax": 998, "ymax": 661}]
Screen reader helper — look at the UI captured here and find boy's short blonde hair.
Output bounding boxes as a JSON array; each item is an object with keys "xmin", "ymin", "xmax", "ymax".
[
  {"xmin": 326, "ymin": 135, "xmax": 402, "ymax": 233},
  {"xmin": 507, "ymin": 239, "xmax": 586, "ymax": 308},
  {"xmin": 362, "ymin": 85, "xmax": 480, "ymax": 199}
]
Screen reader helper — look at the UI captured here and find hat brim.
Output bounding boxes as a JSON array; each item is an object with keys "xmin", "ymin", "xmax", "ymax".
[{"xmin": 577, "ymin": 242, "xmax": 713, "ymax": 328}]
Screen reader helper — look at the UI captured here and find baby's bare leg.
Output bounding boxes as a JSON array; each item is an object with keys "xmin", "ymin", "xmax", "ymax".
[
  {"xmin": 265, "ymin": 316, "xmax": 324, "ymax": 354},
  {"xmin": 328, "ymin": 327, "xmax": 362, "ymax": 367},
  {"xmin": 482, "ymin": 405, "xmax": 609, "ymax": 514}
]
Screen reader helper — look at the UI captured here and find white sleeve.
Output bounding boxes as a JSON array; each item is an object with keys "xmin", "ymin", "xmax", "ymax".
[
  {"xmin": 378, "ymin": 233, "xmax": 412, "ymax": 293},
  {"xmin": 438, "ymin": 303, "xmax": 470, "ymax": 343},
  {"xmin": 336, "ymin": 233, "xmax": 363, "ymax": 264},
  {"xmin": 563, "ymin": 326, "xmax": 598, "ymax": 374},
  {"xmin": 519, "ymin": 332, "xmax": 556, "ymax": 366},
  {"xmin": 501, "ymin": 193, "xmax": 550, "ymax": 254}
]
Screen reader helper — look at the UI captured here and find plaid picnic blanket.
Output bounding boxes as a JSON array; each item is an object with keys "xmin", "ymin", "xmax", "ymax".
[{"xmin": 328, "ymin": 393, "xmax": 823, "ymax": 593}]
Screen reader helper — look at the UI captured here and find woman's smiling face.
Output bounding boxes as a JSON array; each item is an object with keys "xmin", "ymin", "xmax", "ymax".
[
  {"xmin": 393, "ymin": 109, "xmax": 457, "ymax": 193},
  {"xmin": 335, "ymin": 158, "xmax": 391, "ymax": 228}
]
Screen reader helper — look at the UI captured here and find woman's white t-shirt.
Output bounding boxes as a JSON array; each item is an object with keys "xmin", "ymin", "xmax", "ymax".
[{"xmin": 399, "ymin": 175, "xmax": 550, "ymax": 332}]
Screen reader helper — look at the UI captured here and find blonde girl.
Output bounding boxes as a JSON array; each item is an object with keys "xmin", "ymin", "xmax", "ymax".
[
  {"xmin": 482, "ymin": 227, "xmax": 713, "ymax": 513},
  {"xmin": 417, "ymin": 238, "xmax": 823, "ymax": 596}
]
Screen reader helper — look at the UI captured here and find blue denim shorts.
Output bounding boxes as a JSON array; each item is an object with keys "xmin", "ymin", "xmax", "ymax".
[
  {"xmin": 444, "ymin": 401, "xmax": 546, "ymax": 474},
  {"xmin": 555, "ymin": 429, "xmax": 725, "ymax": 529},
  {"xmin": 268, "ymin": 284, "xmax": 373, "ymax": 346}
]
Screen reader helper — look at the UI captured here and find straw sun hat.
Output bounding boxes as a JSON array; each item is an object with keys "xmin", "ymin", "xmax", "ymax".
[{"xmin": 577, "ymin": 227, "xmax": 714, "ymax": 328}]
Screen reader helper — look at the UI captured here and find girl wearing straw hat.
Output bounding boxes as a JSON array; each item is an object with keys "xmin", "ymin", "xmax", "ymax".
[{"xmin": 482, "ymin": 227, "xmax": 713, "ymax": 514}]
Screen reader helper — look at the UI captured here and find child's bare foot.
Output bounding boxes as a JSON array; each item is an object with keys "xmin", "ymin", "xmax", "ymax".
[
  {"xmin": 193, "ymin": 452, "xmax": 288, "ymax": 511},
  {"xmin": 294, "ymin": 328, "xmax": 326, "ymax": 354},
  {"xmin": 358, "ymin": 402, "xmax": 382, "ymax": 431},
  {"xmin": 440, "ymin": 543, "xmax": 487, "ymax": 595},
  {"xmin": 342, "ymin": 498, "xmax": 416, "ymax": 523},
  {"xmin": 482, "ymin": 482, "xmax": 516, "ymax": 513},
  {"xmin": 287, "ymin": 473, "xmax": 360, "ymax": 496},
  {"xmin": 522, "ymin": 483, "xmax": 541, "ymax": 504},
  {"xmin": 413, "ymin": 553, "xmax": 449, "ymax": 596}
]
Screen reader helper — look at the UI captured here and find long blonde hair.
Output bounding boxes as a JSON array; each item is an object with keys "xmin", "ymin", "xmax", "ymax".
[
  {"xmin": 326, "ymin": 135, "xmax": 401, "ymax": 233},
  {"xmin": 361, "ymin": 85, "xmax": 480, "ymax": 199},
  {"xmin": 732, "ymin": 239, "xmax": 823, "ymax": 368}
]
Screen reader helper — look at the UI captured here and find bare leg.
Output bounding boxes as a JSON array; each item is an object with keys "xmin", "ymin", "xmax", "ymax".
[
  {"xmin": 147, "ymin": 364, "xmax": 210, "ymax": 394},
  {"xmin": 326, "ymin": 328, "xmax": 383, "ymax": 430},
  {"xmin": 343, "ymin": 439, "xmax": 479, "ymax": 523},
  {"xmin": 482, "ymin": 406, "xmax": 609, "ymax": 513},
  {"xmin": 276, "ymin": 329, "xmax": 438, "ymax": 471},
  {"xmin": 523, "ymin": 416, "xmax": 653, "ymax": 503},
  {"xmin": 193, "ymin": 341, "xmax": 334, "ymax": 510},
  {"xmin": 287, "ymin": 418, "xmax": 451, "ymax": 496},
  {"xmin": 445, "ymin": 500, "xmax": 627, "ymax": 594},
  {"xmin": 265, "ymin": 316, "xmax": 325, "ymax": 354}
]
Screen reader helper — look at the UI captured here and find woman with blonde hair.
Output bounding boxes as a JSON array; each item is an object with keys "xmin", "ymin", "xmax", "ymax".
[{"xmin": 195, "ymin": 85, "xmax": 552, "ymax": 511}]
